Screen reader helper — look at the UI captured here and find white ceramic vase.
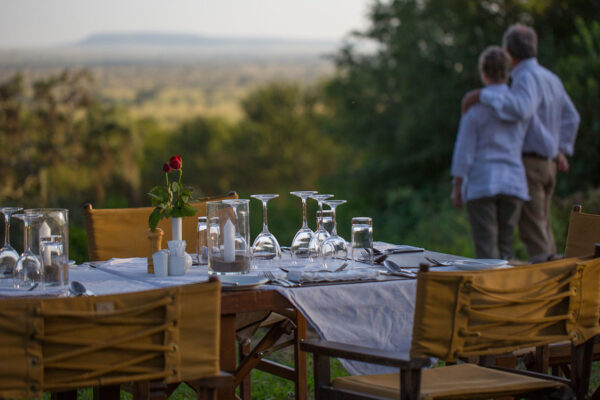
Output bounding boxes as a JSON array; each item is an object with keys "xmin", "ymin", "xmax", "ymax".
[{"xmin": 171, "ymin": 217, "xmax": 182, "ymax": 241}]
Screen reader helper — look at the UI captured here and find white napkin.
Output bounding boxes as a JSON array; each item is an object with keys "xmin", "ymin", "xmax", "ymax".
[{"xmin": 287, "ymin": 266, "xmax": 379, "ymax": 283}]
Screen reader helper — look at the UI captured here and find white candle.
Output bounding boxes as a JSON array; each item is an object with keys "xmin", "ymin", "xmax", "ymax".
[
  {"xmin": 39, "ymin": 221, "xmax": 52, "ymax": 266},
  {"xmin": 224, "ymin": 218, "xmax": 235, "ymax": 263}
]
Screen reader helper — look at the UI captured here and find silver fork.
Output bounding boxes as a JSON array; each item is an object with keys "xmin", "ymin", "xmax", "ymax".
[
  {"xmin": 424, "ymin": 256, "xmax": 454, "ymax": 266},
  {"xmin": 263, "ymin": 271, "xmax": 293, "ymax": 287}
]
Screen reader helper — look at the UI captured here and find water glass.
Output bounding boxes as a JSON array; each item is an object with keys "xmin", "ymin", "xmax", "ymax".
[
  {"xmin": 40, "ymin": 235, "xmax": 69, "ymax": 291},
  {"xmin": 351, "ymin": 217, "xmax": 373, "ymax": 266},
  {"xmin": 196, "ymin": 216, "xmax": 208, "ymax": 264}
]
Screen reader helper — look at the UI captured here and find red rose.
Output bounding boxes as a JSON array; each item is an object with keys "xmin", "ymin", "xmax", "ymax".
[
  {"xmin": 163, "ymin": 163, "xmax": 172, "ymax": 173},
  {"xmin": 169, "ymin": 155, "xmax": 182, "ymax": 170}
]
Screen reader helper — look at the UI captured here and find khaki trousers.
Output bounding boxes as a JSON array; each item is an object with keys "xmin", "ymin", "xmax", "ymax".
[
  {"xmin": 519, "ymin": 156, "xmax": 557, "ymax": 262},
  {"xmin": 466, "ymin": 195, "xmax": 523, "ymax": 260}
]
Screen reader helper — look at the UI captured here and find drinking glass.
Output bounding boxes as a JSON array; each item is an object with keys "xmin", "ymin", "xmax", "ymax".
[
  {"xmin": 290, "ymin": 191, "xmax": 317, "ymax": 260},
  {"xmin": 40, "ymin": 235, "xmax": 68, "ymax": 292},
  {"xmin": 320, "ymin": 200, "xmax": 348, "ymax": 268},
  {"xmin": 251, "ymin": 194, "xmax": 281, "ymax": 267},
  {"xmin": 308, "ymin": 194, "xmax": 334, "ymax": 259},
  {"xmin": 316, "ymin": 209, "xmax": 334, "ymax": 235},
  {"xmin": 12, "ymin": 213, "xmax": 42, "ymax": 289},
  {"xmin": 0, "ymin": 207, "xmax": 23, "ymax": 282},
  {"xmin": 196, "ymin": 216, "xmax": 208, "ymax": 264},
  {"xmin": 351, "ymin": 217, "xmax": 373, "ymax": 266}
]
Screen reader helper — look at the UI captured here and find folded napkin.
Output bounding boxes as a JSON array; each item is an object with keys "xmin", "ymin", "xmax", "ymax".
[{"xmin": 287, "ymin": 266, "xmax": 379, "ymax": 283}]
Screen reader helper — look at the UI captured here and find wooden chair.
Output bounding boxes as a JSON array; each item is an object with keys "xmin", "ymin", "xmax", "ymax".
[
  {"xmin": 0, "ymin": 278, "xmax": 233, "ymax": 399},
  {"xmin": 301, "ymin": 256, "xmax": 600, "ymax": 399},
  {"xmin": 83, "ymin": 191, "xmax": 238, "ymax": 261}
]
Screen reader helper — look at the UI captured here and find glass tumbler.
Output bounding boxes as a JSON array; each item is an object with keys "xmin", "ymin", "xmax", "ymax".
[
  {"xmin": 351, "ymin": 217, "xmax": 373, "ymax": 266},
  {"xmin": 196, "ymin": 216, "xmax": 208, "ymax": 264}
]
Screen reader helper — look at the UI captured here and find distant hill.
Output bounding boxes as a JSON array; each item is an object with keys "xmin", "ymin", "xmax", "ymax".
[{"xmin": 76, "ymin": 32, "xmax": 339, "ymax": 49}]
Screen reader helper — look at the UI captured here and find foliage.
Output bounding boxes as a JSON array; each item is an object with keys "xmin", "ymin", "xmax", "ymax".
[{"xmin": 147, "ymin": 155, "xmax": 197, "ymax": 231}]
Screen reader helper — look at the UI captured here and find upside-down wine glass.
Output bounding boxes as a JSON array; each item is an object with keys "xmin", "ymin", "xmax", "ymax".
[
  {"xmin": 320, "ymin": 200, "xmax": 348, "ymax": 269},
  {"xmin": 0, "ymin": 207, "xmax": 23, "ymax": 282},
  {"xmin": 12, "ymin": 213, "xmax": 42, "ymax": 289},
  {"xmin": 290, "ymin": 191, "xmax": 318, "ymax": 261},
  {"xmin": 251, "ymin": 194, "xmax": 281, "ymax": 267},
  {"xmin": 308, "ymin": 194, "xmax": 334, "ymax": 259}
]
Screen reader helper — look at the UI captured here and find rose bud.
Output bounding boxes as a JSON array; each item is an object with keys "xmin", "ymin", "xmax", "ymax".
[
  {"xmin": 163, "ymin": 163, "xmax": 172, "ymax": 173},
  {"xmin": 169, "ymin": 155, "xmax": 182, "ymax": 170}
]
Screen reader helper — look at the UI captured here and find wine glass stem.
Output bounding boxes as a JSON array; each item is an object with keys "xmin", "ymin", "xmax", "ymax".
[
  {"xmin": 23, "ymin": 219, "xmax": 30, "ymax": 252},
  {"xmin": 262, "ymin": 200, "xmax": 269, "ymax": 234},
  {"xmin": 3, "ymin": 213, "xmax": 10, "ymax": 247},
  {"xmin": 318, "ymin": 201, "xmax": 324, "ymax": 231},
  {"xmin": 301, "ymin": 198, "xmax": 308, "ymax": 229},
  {"xmin": 330, "ymin": 206, "xmax": 338, "ymax": 236}
]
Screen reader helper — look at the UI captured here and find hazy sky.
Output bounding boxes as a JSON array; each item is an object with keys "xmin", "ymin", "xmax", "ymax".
[{"xmin": 0, "ymin": 0, "xmax": 372, "ymax": 48}]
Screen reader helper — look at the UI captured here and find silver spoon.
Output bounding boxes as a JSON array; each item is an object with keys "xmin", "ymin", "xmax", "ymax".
[
  {"xmin": 69, "ymin": 281, "xmax": 88, "ymax": 296},
  {"xmin": 383, "ymin": 259, "xmax": 417, "ymax": 278}
]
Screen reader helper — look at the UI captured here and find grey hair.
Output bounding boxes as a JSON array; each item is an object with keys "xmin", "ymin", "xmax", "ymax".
[{"xmin": 502, "ymin": 24, "xmax": 537, "ymax": 60}]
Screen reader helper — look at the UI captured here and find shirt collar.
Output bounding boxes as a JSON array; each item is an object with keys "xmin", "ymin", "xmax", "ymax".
[
  {"xmin": 510, "ymin": 57, "xmax": 538, "ymax": 79},
  {"xmin": 484, "ymin": 83, "xmax": 509, "ymax": 93}
]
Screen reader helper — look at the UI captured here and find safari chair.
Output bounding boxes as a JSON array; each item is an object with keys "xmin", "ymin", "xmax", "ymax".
[
  {"xmin": 83, "ymin": 191, "xmax": 301, "ymax": 399},
  {"xmin": 520, "ymin": 204, "xmax": 600, "ymax": 393},
  {"xmin": 301, "ymin": 257, "xmax": 600, "ymax": 399},
  {"xmin": 0, "ymin": 278, "xmax": 232, "ymax": 399},
  {"xmin": 83, "ymin": 191, "xmax": 238, "ymax": 261}
]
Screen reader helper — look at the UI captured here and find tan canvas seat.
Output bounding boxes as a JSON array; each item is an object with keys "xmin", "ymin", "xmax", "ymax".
[
  {"xmin": 0, "ymin": 278, "xmax": 231, "ymax": 398},
  {"xmin": 302, "ymin": 256, "xmax": 600, "ymax": 399},
  {"xmin": 83, "ymin": 191, "xmax": 238, "ymax": 261}
]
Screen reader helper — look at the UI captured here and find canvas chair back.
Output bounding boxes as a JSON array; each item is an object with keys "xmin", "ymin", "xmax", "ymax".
[
  {"xmin": 0, "ymin": 279, "xmax": 221, "ymax": 398},
  {"xmin": 565, "ymin": 204, "xmax": 600, "ymax": 258},
  {"xmin": 84, "ymin": 191, "xmax": 238, "ymax": 261},
  {"xmin": 410, "ymin": 257, "xmax": 600, "ymax": 362}
]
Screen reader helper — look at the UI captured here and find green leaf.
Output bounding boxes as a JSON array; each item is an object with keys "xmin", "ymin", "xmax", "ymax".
[
  {"xmin": 148, "ymin": 208, "xmax": 162, "ymax": 231},
  {"xmin": 182, "ymin": 204, "xmax": 198, "ymax": 217},
  {"xmin": 171, "ymin": 181, "xmax": 182, "ymax": 193}
]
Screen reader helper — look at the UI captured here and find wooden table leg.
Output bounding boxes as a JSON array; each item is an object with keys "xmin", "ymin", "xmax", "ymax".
[
  {"xmin": 239, "ymin": 341, "xmax": 252, "ymax": 400},
  {"xmin": 219, "ymin": 314, "xmax": 237, "ymax": 400},
  {"xmin": 294, "ymin": 310, "xmax": 308, "ymax": 400}
]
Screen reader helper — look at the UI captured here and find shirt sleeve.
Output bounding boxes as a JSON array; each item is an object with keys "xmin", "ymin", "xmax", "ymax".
[
  {"xmin": 451, "ymin": 112, "xmax": 477, "ymax": 179},
  {"xmin": 558, "ymin": 91, "xmax": 580, "ymax": 156},
  {"xmin": 480, "ymin": 72, "xmax": 540, "ymax": 122}
]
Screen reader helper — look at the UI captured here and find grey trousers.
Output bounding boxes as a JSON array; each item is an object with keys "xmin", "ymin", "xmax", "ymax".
[
  {"xmin": 466, "ymin": 195, "xmax": 524, "ymax": 260},
  {"xmin": 519, "ymin": 156, "xmax": 557, "ymax": 262}
]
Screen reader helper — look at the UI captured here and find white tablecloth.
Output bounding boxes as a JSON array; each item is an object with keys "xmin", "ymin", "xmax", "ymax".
[{"xmin": 0, "ymin": 243, "xmax": 440, "ymax": 375}]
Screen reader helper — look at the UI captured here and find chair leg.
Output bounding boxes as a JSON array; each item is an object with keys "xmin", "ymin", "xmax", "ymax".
[
  {"xmin": 400, "ymin": 368, "xmax": 421, "ymax": 400},
  {"xmin": 51, "ymin": 390, "xmax": 78, "ymax": 400},
  {"xmin": 571, "ymin": 339, "xmax": 594, "ymax": 399},
  {"xmin": 94, "ymin": 385, "xmax": 121, "ymax": 400}
]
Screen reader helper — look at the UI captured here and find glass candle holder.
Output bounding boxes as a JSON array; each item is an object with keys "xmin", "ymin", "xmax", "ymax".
[
  {"xmin": 25, "ymin": 208, "xmax": 69, "ymax": 262},
  {"xmin": 207, "ymin": 200, "xmax": 250, "ymax": 275}
]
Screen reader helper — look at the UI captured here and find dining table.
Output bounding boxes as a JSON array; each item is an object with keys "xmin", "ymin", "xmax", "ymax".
[{"xmin": 0, "ymin": 242, "xmax": 474, "ymax": 400}]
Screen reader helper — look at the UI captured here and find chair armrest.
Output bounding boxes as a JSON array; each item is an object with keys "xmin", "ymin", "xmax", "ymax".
[{"xmin": 300, "ymin": 339, "xmax": 430, "ymax": 369}]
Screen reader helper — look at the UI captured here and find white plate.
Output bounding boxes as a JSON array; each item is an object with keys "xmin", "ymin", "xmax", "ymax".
[
  {"xmin": 452, "ymin": 259, "xmax": 508, "ymax": 271},
  {"xmin": 219, "ymin": 275, "xmax": 268, "ymax": 290}
]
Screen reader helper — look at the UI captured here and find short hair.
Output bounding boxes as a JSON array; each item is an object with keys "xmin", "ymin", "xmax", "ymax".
[
  {"xmin": 502, "ymin": 24, "xmax": 537, "ymax": 60},
  {"xmin": 478, "ymin": 46, "xmax": 510, "ymax": 83}
]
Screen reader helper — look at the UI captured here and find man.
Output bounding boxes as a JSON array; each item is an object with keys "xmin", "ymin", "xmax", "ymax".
[
  {"xmin": 461, "ymin": 24, "xmax": 580, "ymax": 262},
  {"xmin": 452, "ymin": 46, "xmax": 529, "ymax": 260}
]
